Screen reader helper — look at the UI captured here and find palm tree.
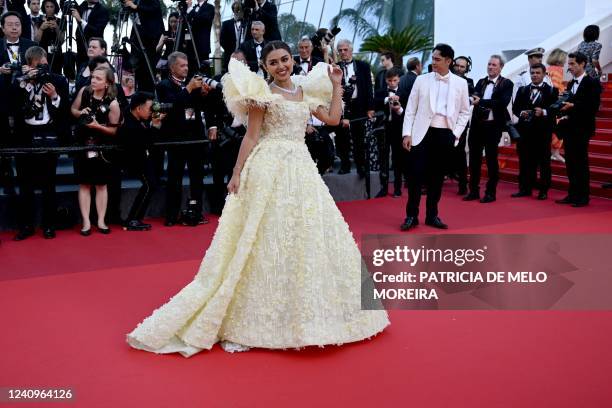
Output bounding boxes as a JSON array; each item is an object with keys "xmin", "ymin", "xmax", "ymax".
[
  {"xmin": 212, "ymin": 0, "xmax": 223, "ymax": 73},
  {"xmin": 359, "ymin": 25, "xmax": 432, "ymax": 69}
]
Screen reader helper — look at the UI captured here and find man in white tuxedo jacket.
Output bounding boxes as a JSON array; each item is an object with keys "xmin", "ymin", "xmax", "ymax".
[{"xmin": 400, "ymin": 43, "xmax": 470, "ymax": 231}]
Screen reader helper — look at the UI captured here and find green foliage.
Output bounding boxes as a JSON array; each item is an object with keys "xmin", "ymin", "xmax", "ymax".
[
  {"xmin": 360, "ymin": 25, "xmax": 433, "ymax": 68},
  {"xmin": 278, "ymin": 13, "xmax": 318, "ymax": 52}
]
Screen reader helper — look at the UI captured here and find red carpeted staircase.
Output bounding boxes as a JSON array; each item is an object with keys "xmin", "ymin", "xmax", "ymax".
[{"xmin": 493, "ymin": 81, "xmax": 612, "ymax": 199}]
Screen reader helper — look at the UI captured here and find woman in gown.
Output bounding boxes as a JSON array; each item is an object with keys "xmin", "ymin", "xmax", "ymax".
[{"xmin": 126, "ymin": 41, "xmax": 389, "ymax": 357}]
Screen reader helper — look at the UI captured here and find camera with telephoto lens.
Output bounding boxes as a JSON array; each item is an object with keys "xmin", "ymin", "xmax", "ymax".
[
  {"xmin": 62, "ymin": 0, "xmax": 78, "ymax": 12},
  {"xmin": 193, "ymin": 74, "xmax": 223, "ymax": 91},
  {"xmin": 4, "ymin": 61, "xmax": 23, "ymax": 84},
  {"xmin": 311, "ymin": 26, "xmax": 341, "ymax": 48},
  {"xmin": 18, "ymin": 63, "xmax": 52, "ymax": 85},
  {"xmin": 548, "ymin": 91, "xmax": 571, "ymax": 118},
  {"xmin": 217, "ymin": 125, "xmax": 244, "ymax": 147},
  {"xmin": 180, "ymin": 199, "xmax": 205, "ymax": 226},
  {"xmin": 152, "ymin": 101, "xmax": 173, "ymax": 116}
]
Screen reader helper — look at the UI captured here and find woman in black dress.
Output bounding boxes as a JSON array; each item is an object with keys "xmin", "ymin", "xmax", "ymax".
[
  {"xmin": 70, "ymin": 66, "xmax": 121, "ymax": 235},
  {"xmin": 35, "ymin": 0, "xmax": 63, "ymax": 74}
]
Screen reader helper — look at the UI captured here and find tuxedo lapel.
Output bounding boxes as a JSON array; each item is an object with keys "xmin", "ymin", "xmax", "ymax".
[
  {"xmin": 429, "ymin": 73, "xmax": 436, "ymax": 112},
  {"xmin": 446, "ymin": 75, "xmax": 457, "ymax": 119}
]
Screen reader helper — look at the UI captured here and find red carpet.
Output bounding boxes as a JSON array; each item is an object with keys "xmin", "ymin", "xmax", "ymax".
[{"xmin": 1, "ymin": 181, "xmax": 611, "ymax": 407}]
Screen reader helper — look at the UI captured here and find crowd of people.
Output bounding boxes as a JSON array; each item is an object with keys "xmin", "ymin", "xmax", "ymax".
[{"xmin": 0, "ymin": 0, "xmax": 606, "ymax": 241}]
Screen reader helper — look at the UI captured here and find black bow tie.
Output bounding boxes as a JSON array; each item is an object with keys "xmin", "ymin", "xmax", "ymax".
[
  {"xmin": 8, "ymin": 42, "xmax": 19, "ymax": 47},
  {"xmin": 389, "ymin": 89, "xmax": 397, "ymax": 93},
  {"xmin": 301, "ymin": 60, "xmax": 310, "ymax": 64},
  {"xmin": 255, "ymin": 42, "xmax": 263, "ymax": 47},
  {"xmin": 531, "ymin": 85, "xmax": 542, "ymax": 90},
  {"xmin": 486, "ymin": 79, "xmax": 495, "ymax": 85}
]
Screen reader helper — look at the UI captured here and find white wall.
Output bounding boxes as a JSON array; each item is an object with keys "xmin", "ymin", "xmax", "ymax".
[{"xmin": 434, "ymin": 0, "xmax": 587, "ymax": 79}]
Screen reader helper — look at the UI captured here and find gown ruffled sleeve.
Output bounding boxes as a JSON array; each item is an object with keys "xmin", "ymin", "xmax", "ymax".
[
  {"xmin": 221, "ymin": 58, "xmax": 276, "ymax": 124},
  {"xmin": 292, "ymin": 62, "xmax": 333, "ymax": 113}
]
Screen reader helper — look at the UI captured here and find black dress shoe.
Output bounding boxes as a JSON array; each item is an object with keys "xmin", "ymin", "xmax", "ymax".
[
  {"xmin": 555, "ymin": 196, "xmax": 574, "ymax": 204},
  {"xmin": 463, "ymin": 192, "xmax": 480, "ymax": 201},
  {"xmin": 164, "ymin": 218, "xmax": 177, "ymax": 227},
  {"xmin": 14, "ymin": 226, "xmax": 35, "ymax": 241},
  {"xmin": 80, "ymin": 228, "xmax": 91, "ymax": 236},
  {"xmin": 375, "ymin": 188, "xmax": 388, "ymax": 198},
  {"xmin": 425, "ymin": 216, "xmax": 448, "ymax": 229},
  {"xmin": 480, "ymin": 194, "xmax": 496, "ymax": 203},
  {"xmin": 42, "ymin": 227, "xmax": 56, "ymax": 239},
  {"xmin": 393, "ymin": 189, "xmax": 402, "ymax": 198},
  {"xmin": 96, "ymin": 226, "xmax": 111, "ymax": 234},
  {"xmin": 124, "ymin": 220, "xmax": 152, "ymax": 231},
  {"xmin": 572, "ymin": 201, "xmax": 589, "ymax": 208},
  {"xmin": 400, "ymin": 216, "xmax": 419, "ymax": 231},
  {"xmin": 511, "ymin": 191, "xmax": 531, "ymax": 198},
  {"xmin": 537, "ymin": 191, "xmax": 548, "ymax": 200}
]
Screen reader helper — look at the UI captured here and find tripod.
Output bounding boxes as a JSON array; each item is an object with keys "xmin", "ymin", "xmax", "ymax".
[
  {"xmin": 173, "ymin": 0, "xmax": 202, "ymax": 72},
  {"xmin": 113, "ymin": 5, "xmax": 157, "ymax": 95},
  {"xmin": 50, "ymin": 1, "xmax": 88, "ymax": 80}
]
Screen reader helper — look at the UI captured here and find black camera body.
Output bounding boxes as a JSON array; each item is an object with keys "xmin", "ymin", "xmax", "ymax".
[
  {"xmin": 4, "ymin": 61, "xmax": 22, "ymax": 84},
  {"xmin": 152, "ymin": 101, "xmax": 174, "ymax": 115},
  {"xmin": 311, "ymin": 26, "xmax": 341, "ymax": 48},
  {"xmin": 549, "ymin": 91, "xmax": 571, "ymax": 117},
  {"xmin": 522, "ymin": 110, "xmax": 535, "ymax": 123},
  {"xmin": 78, "ymin": 103, "xmax": 110, "ymax": 127},
  {"xmin": 218, "ymin": 125, "xmax": 244, "ymax": 148}
]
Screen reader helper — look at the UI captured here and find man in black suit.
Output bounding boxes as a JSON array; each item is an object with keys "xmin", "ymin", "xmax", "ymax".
[
  {"xmin": 292, "ymin": 37, "xmax": 321, "ymax": 76},
  {"xmin": 123, "ymin": 0, "xmax": 164, "ymax": 92},
  {"xmin": 25, "ymin": 0, "xmax": 44, "ymax": 41},
  {"xmin": 245, "ymin": 0, "xmax": 280, "ymax": 42},
  {"xmin": 157, "ymin": 51, "xmax": 218, "ymax": 226},
  {"xmin": 12, "ymin": 46, "xmax": 69, "ymax": 240},
  {"xmin": 555, "ymin": 51, "xmax": 601, "ymax": 207},
  {"xmin": 374, "ymin": 52, "xmax": 399, "ymax": 92},
  {"xmin": 336, "ymin": 39, "xmax": 374, "ymax": 177},
  {"xmin": 374, "ymin": 67, "xmax": 407, "ymax": 198},
  {"xmin": 512, "ymin": 63, "xmax": 558, "ymax": 200},
  {"xmin": 1, "ymin": 0, "xmax": 31, "ymax": 40},
  {"xmin": 72, "ymin": 0, "xmax": 109, "ymax": 68},
  {"xmin": 220, "ymin": 1, "xmax": 246, "ymax": 71},
  {"xmin": 464, "ymin": 54, "xmax": 513, "ymax": 203},
  {"xmin": 186, "ymin": 0, "xmax": 214, "ymax": 71},
  {"xmin": 398, "ymin": 57, "xmax": 421, "ymax": 103},
  {"xmin": 238, "ymin": 20, "xmax": 266, "ymax": 76},
  {"xmin": 451, "ymin": 55, "xmax": 474, "ymax": 195}
]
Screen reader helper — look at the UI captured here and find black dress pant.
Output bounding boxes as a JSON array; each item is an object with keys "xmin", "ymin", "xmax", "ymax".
[
  {"xmin": 405, "ymin": 127, "xmax": 454, "ymax": 219},
  {"xmin": 336, "ymin": 108, "xmax": 367, "ymax": 173},
  {"xmin": 305, "ymin": 126, "xmax": 335, "ymax": 175},
  {"xmin": 564, "ymin": 131, "xmax": 590, "ymax": 203},
  {"xmin": 516, "ymin": 129, "xmax": 551, "ymax": 193},
  {"xmin": 210, "ymin": 138, "xmax": 240, "ymax": 214},
  {"xmin": 15, "ymin": 153, "xmax": 58, "ymax": 229},
  {"xmin": 126, "ymin": 158, "xmax": 159, "ymax": 222},
  {"xmin": 378, "ymin": 122, "xmax": 405, "ymax": 191},
  {"xmin": 468, "ymin": 121, "xmax": 503, "ymax": 196},
  {"xmin": 165, "ymin": 144, "xmax": 205, "ymax": 221}
]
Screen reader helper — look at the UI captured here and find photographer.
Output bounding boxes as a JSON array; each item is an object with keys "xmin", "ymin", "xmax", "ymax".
[
  {"xmin": 374, "ymin": 67, "xmax": 407, "ymax": 198},
  {"xmin": 117, "ymin": 91, "xmax": 164, "ymax": 231},
  {"xmin": 12, "ymin": 46, "xmax": 69, "ymax": 241},
  {"xmin": 238, "ymin": 20, "xmax": 266, "ymax": 75},
  {"xmin": 310, "ymin": 27, "xmax": 339, "ymax": 64},
  {"xmin": 156, "ymin": 51, "xmax": 218, "ymax": 226},
  {"xmin": 26, "ymin": 0, "xmax": 43, "ymax": 41},
  {"xmin": 155, "ymin": 12, "xmax": 179, "ymax": 79},
  {"xmin": 220, "ymin": 2, "xmax": 245, "ymax": 71},
  {"xmin": 335, "ymin": 39, "xmax": 375, "ymax": 177},
  {"xmin": 186, "ymin": 0, "xmax": 214, "ymax": 71},
  {"xmin": 512, "ymin": 63, "xmax": 558, "ymax": 200},
  {"xmin": 244, "ymin": 0, "xmax": 280, "ymax": 42},
  {"xmin": 292, "ymin": 37, "xmax": 321, "ymax": 76},
  {"xmin": 35, "ymin": 0, "xmax": 63, "ymax": 74},
  {"xmin": 71, "ymin": 0, "xmax": 110, "ymax": 68},
  {"xmin": 123, "ymin": 0, "xmax": 164, "ymax": 92},
  {"xmin": 74, "ymin": 37, "xmax": 106, "ymax": 90},
  {"xmin": 70, "ymin": 65, "xmax": 121, "ymax": 235}
]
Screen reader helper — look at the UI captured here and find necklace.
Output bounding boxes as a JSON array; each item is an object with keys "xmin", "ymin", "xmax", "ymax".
[{"xmin": 271, "ymin": 81, "xmax": 298, "ymax": 94}]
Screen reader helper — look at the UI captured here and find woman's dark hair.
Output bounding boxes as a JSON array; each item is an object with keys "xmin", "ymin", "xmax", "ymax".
[
  {"xmin": 261, "ymin": 40, "xmax": 292, "ymax": 66},
  {"xmin": 168, "ymin": 12, "xmax": 179, "ymax": 21},
  {"xmin": 88, "ymin": 56, "xmax": 110, "ymax": 72},
  {"xmin": 583, "ymin": 24, "xmax": 600, "ymax": 42},
  {"xmin": 381, "ymin": 52, "xmax": 395, "ymax": 64},
  {"xmin": 42, "ymin": 0, "xmax": 60, "ymax": 15}
]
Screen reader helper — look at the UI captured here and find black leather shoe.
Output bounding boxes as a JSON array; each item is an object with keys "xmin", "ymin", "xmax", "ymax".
[
  {"xmin": 425, "ymin": 216, "xmax": 448, "ymax": 229},
  {"xmin": 555, "ymin": 196, "xmax": 574, "ymax": 204},
  {"xmin": 537, "ymin": 191, "xmax": 548, "ymax": 200},
  {"xmin": 96, "ymin": 226, "xmax": 111, "ymax": 234},
  {"xmin": 480, "ymin": 194, "xmax": 496, "ymax": 203},
  {"xmin": 400, "ymin": 216, "xmax": 419, "ymax": 231},
  {"xmin": 164, "ymin": 219, "xmax": 177, "ymax": 227},
  {"xmin": 14, "ymin": 226, "xmax": 35, "ymax": 241},
  {"xmin": 572, "ymin": 201, "xmax": 589, "ymax": 208},
  {"xmin": 375, "ymin": 188, "xmax": 388, "ymax": 198},
  {"xmin": 463, "ymin": 192, "xmax": 480, "ymax": 201},
  {"xmin": 393, "ymin": 189, "xmax": 402, "ymax": 198},
  {"xmin": 124, "ymin": 220, "xmax": 152, "ymax": 231},
  {"xmin": 42, "ymin": 227, "xmax": 56, "ymax": 239},
  {"xmin": 511, "ymin": 191, "xmax": 531, "ymax": 198}
]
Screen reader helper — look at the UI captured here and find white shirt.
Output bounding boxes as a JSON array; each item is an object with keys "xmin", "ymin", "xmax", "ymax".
[
  {"xmin": 384, "ymin": 87, "xmax": 403, "ymax": 121},
  {"xmin": 81, "ymin": 3, "xmax": 96, "ymax": 29},
  {"xmin": 483, "ymin": 75, "xmax": 499, "ymax": 121},
  {"xmin": 571, "ymin": 72, "xmax": 586, "ymax": 94},
  {"xmin": 342, "ymin": 60, "xmax": 358, "ymax": 99},
  {"xmin": 30, "ymin": 13, "xmax": 42, "ymax": 41},
  {"xmin": 233, "ymin": 19, "xmax": 243, "ymax": 49},
  {"xmin": 432, "ymin": 72, "xmax": 450, "ymax": 126},
  {"xmin": 187, "ymin": 0, "xmax": 207, "ymax": 13},
  {"xmin": 6, "ymin": 41, "xmax": 20, "ymax": 63}
]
